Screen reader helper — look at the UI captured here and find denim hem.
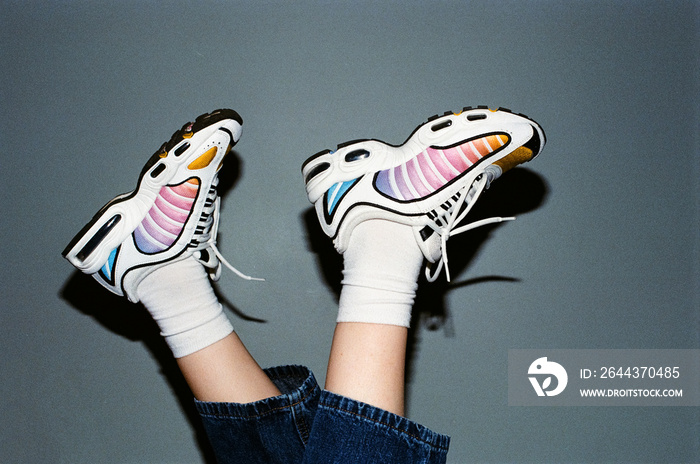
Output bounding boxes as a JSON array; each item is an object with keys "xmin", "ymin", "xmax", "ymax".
[
  {"xmin": 194, "ymin": 365, "xmax": 450, "ymax": 463},
  {"xmin": 194, "ymin": 365, "xmax": 321, "ymax": 463},
  {"xmin": 194, "ymin": 364, "xmax": 319, "ymax": 420},
  {"xmin": 318, "ymin": 389, "xmax": 451, "ymax": 451}
]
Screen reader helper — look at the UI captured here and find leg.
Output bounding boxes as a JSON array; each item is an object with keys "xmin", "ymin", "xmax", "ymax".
[
  {"xmin": 136, "ymin": 257, "xmax": 281, "ymax": 403},
  {"xmin": 325, "ymin": 322, "xmax": 407, "ymax": 415},
  {"xmin": 138, "ymin": 259, "xmax": 318, "ymax": 464},
  {"xmin": 323, "ymin": 219, "xmax": 422, "ymax": 416},
  {"xmin": 138, "ymin": 259, "xmax": 321, "ymax": 464},
  {"xmin": 302, "ymin": 106, "xmax": 547, "ymax": 462},
  {"xmin": 177, "ymin": 332, "xmax": 280, "ymax": 403},
  {"xmin": 303, "ymin": 219, "xmax": 449, "ymax": 463},
  {"xmin": 302, "ymin": 214, "xmax": 447, "ymax": 464},
  {"xmin": 63, "ymin": 110, "xmax": 307, "ymax": 463},
  {"xmin": 63, "ymin": 109, "xmax": 279, "ymax": 403}
]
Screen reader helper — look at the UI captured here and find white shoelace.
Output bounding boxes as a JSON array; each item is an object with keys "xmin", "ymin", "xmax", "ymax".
[
  {"xmin": 194, "ymin": 182, "xmax": 265, "ymax": 282},
  {"xmin": 193, "ymin": 172, "xmax": 510, "ymax": 284},
  {"xmin": 424, "ymin": 168, "xmax": 514, "ymax": 282}
]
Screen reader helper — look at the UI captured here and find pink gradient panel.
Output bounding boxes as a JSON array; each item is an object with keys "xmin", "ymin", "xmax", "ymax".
[
  {"xmin": 407, "ymin": 158, "xmax": 432, "ymax": 196},
  {"xmin": 442, "ymin": 147, "xmax": 468, "ymax": 172},
  {"xmin": 154, "ymin": 196, "xmax": 190, "ymax": 223},
  {"xmin": 419, "ymin": 151, "xmax": 444, "ymax": 190},
  {"xmin": 148, "ymin": 206, "xmax": 183, "ymax": 235},
  {"xmin": 140, "ymin": 215, "xmax": 174, "ymax": 246},
  {"xmin": 374, "ymin": 135, "xmax": 505, "ymax": 201},
  {"xmin": 394, "ymin": 168, "xmax": 412, "ymax": 200},
  {"xmin": 426, "ymin": 148, "xmax": 456, "ymax": 181},
  {"xmin": 159, "ymin": 184, "xmax": 196, "ymax": 210},
  {"xmin": 133, "ymin": 178, "xmax": 200, "ymax": 253}
]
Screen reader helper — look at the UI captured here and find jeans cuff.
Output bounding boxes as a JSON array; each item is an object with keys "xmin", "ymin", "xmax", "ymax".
[
  {"xmin": 318, "ymin": 389, "xmax": 450, "ymax": 452},
  {"xmin": 194, "ymin": 364, "xmax": 320, "ymax": 419}
]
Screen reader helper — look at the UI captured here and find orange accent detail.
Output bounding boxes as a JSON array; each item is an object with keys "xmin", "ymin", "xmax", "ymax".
[
  {"xmin": 182, "ymin": 132, "xmax": 194, "ymax": 139},
  {"xmin": 188, "ymin": 147, "xmax": 218, "ymax": 170},
  {"xmin": 473, "ymin": 138, "xmax": 489, "ymax": 156},
  {"xmin": 494, "ymin": 147, "xmax": 534, "ymax": 173},
  {"xmin": 187, "ymin": 178, "xmax": 200, "ymax": 185},
  {"xmin": 484, "ymin": 135, "xmax": 504, "ymax": 150},
  {"xmin": 159, "ymin": 151, "xmax": 167, "ymax": 158}
]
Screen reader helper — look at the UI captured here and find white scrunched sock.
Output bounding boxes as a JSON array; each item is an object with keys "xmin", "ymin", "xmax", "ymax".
[
  {"xmin": 337, "ymin": 219, "xmax": 424, "ymax": 327},
  {"xmin": 136, "ymin": 257, "xmax": 233, "ymax": 358}
]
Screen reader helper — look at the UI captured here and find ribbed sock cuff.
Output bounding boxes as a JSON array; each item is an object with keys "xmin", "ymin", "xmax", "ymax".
[
  {"xmin": 337, "ymin": 285, "xmax": 415, "ymax": 327},
  {"xmin": 337, "ymin": 220, "xmax": 423, "ymax": 328},
  {"xmin": 165, "ymin": 310, "xmax": 234, "ymax": 358},
  {"xmin": 137, "ymin": 257, "xmax": 234, "ymax": 358}
]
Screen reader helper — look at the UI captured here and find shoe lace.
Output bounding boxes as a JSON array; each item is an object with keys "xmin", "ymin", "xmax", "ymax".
[
  {"xmin": 191, "ymin": 180, "xmax": 265, "ymax": 282},
  {"xmin": 425, "ymin": 166, "xmax": 514, "ymax": 283}
]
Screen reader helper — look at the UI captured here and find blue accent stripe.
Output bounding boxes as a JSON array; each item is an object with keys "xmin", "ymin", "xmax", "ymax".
[
  {"xmin": 326, "ymin": 179, "xmax": 357, "ymax": 214},
  {"xmin": 100, "ymin": 247, "xmax": 118, "ymax": 280}
]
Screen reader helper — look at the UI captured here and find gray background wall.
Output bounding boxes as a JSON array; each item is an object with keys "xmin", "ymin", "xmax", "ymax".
[{"xmin": 2, "ymin": 1, "xmax": 698, "ymax": 462}]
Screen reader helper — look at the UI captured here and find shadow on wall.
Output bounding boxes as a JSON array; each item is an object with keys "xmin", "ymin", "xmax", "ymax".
[{"xmin": 413, "ymin": 167, "xmax": 550, "ymax": 330}]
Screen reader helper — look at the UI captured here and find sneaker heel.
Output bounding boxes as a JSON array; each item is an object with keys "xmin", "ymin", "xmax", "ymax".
[{"xmin": 74, "ymin": 214, "xmax": 122, "ymax": 263}]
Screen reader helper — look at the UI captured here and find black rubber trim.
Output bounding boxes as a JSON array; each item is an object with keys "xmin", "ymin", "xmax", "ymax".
[{"xmin": 76, "ymin": 214, "xmax": 122, "ymax": 262}]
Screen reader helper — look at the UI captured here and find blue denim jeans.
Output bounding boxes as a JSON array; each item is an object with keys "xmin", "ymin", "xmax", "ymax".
[{"xmin": 195, "ymin": 365, "xmax": 450, "ymax": 463}]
